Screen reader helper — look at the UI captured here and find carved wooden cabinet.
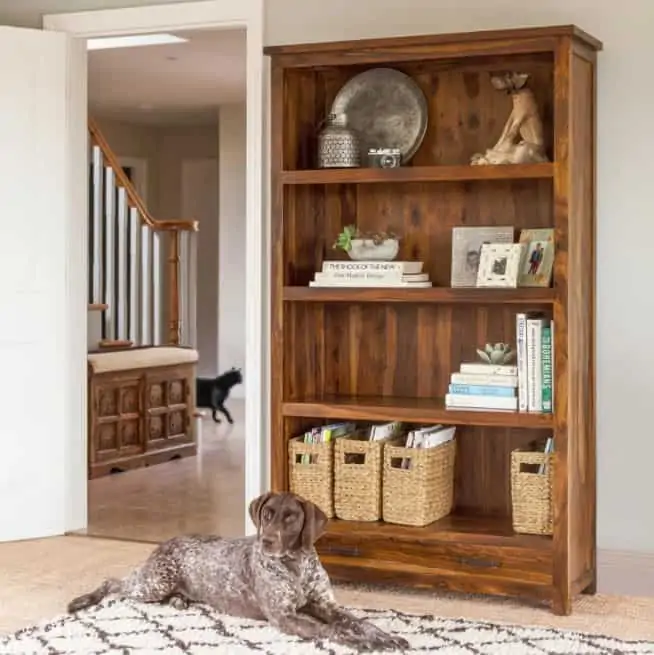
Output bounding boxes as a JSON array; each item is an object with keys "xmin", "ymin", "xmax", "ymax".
[{"xmin": 88, "ymin": 357, "xmax": 196, "ymax": 478}]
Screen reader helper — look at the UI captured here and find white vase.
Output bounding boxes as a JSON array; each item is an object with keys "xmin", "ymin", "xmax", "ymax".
[{"xmin": 347, "ymin": 238, "xmax": 399, "ymax": 261}]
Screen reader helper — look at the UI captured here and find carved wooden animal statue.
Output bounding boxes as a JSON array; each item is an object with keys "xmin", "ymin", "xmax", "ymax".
[{"xmin": 471, "ymin": 72, "xmax": 548, "ymax": 166}]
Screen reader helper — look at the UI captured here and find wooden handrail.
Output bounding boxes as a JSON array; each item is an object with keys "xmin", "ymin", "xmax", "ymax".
[{"xmin": 88, "ymin": 118, "xmax": 199, "ymax": 232}]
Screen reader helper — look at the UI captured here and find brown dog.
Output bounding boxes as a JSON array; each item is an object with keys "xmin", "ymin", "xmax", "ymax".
[{"xmin": 68, "ymin": 492, "xmax": 409, "ymax": 652}]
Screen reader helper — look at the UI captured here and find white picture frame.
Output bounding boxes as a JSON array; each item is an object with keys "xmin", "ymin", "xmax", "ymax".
[{"xmin": 476, "ymin": 243, "xmax": 525, "ymax": 288}]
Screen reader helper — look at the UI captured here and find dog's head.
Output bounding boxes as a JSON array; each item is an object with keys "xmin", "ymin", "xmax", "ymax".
[{"xmin": 248, "ymin": 492, "xmax": 327, "ymax": 558}]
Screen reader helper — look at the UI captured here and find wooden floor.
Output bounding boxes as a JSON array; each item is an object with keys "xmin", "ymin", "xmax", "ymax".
[{"xmin": 79, "ymin": 400, "xmax": 246, "ymax": 542}]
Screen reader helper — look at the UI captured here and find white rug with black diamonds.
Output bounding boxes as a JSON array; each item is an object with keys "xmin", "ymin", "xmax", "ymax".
[{"xmin": 2, "ymin": 598, "xmax": 654, "ymax": 654}]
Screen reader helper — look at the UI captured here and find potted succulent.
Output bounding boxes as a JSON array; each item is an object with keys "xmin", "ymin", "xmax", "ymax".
[
  {"xmin": 333, "ymin": 224, "xmax": 400, "ymax": 261},
  {"xmin": 476, "ymin": 342, "xmax": 516, "ymax": 365}
]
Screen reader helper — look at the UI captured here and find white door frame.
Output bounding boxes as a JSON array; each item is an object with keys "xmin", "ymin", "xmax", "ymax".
[{"xmin": 44, "ymin": 0, "xmax": 266, "ymax": 536}]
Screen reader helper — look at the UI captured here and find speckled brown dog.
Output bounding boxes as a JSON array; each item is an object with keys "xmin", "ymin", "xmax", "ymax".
[{"xmin": 68, "ymin": 492, "xmax": 409, "ymax": 652}]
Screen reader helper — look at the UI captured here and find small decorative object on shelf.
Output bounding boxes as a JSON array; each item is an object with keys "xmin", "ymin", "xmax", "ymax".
[
  {"xmin": 476, "ymin": 243, "xmax": 525, "ymax": 288},
  {"xmin": 476, "ymin": 342, "xmax": 516, "ymax": 365},
  {"xmin": 317, "ymin": 113, "xmax": 361, "ymax": 168},
  {"xmin": 330, "ymin": 67, "xmax": 428, "ymax": 165},
  {"xmin": 451, "ymin": 226, "xmax": 514, "ymax": 287},
  {"xmin": 367, "ymin": 147, "xmax": 402, "ymax": 168},
  {"xmin": 311, "ymin": 259, "xmax": 431, "ymax": 287},
  {"xmin": 470, "ymin": 72, "xmax": 548, "ymax": 166},
  {"xmin": 446, "ymin": 359, "xmax": 519, "ymax": 412},
  {"xmin": 518, "ymin": 228, "xmax": 555, "ymax": 287},
  {"xmin": 332, "ymin": 224, "xmax": 400, "ymax": 261}
]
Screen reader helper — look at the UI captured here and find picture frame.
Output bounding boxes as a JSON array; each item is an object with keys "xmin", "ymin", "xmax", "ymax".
[
  {"xmin": 476, "ymin": 243, "xmax": 525, "ymax": 288},
  {"xmin": 451, "ymin": 225, "xmax": 515, "ymax": 287},
  {"xmin": 518, "ymin": 228, "xmax": 555, "ymax": 287}
]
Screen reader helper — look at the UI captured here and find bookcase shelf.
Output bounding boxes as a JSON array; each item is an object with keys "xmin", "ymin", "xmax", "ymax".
[
  {"xmin": 280, "ymin": 163, "xmax": 554, "ymax": 185},
  {"xmin": 283, "ymin": 395, "xmax": 554, "ymax": 429},
  {"xmin": 283, "ymin": 286, "xmax": 557, "ymax": 304},
  {"xmin": 266, "ymin": 24, "xmax": 600, "ymax": 616}
]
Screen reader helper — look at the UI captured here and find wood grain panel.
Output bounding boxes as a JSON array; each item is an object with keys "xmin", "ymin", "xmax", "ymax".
[{"xmin": 567, "ymin": 48, "xmax": 597, "ymax": 596}]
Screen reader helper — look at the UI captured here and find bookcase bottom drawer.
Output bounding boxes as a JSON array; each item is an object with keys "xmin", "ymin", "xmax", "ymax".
[{"xmin": 316, "ymin": 531, "xmax": 552, "ymax": 585}]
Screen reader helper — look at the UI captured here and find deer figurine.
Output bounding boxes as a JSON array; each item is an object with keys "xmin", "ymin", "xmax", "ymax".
[{"xmin": 470, "ymin": 72, "xmax": 548, "ymax": 166}]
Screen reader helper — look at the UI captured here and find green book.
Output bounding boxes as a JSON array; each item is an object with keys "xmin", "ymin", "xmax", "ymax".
[{"xmin": 541, "ymin": 324, "xmax": 553, "ymax": 413}]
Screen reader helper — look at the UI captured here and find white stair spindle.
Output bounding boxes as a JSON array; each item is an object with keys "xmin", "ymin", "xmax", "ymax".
[
  {"xmin": 188, "ymin": 231, "xmax": 198, "ymax": 349},
  {"xmin": 179, "ymin": 230, "xmax": 189, "ymax": 345},
  {"xmin": 140, "ymin": 225, "xmax": 152, "ymax": 345},
  {"xmin": 128, "ymin": 207, "xmax": 141, "ymax": 345},
  {"xmin": 152, "ymin": 230, "xmax": 162, "ymax": 346},
  {"xmin": 103, "ymin": 167, "xmax": 116, "ymax": 340},
  {"xmin": 91, "ymin": 145, "xmax": 104, "ymax": 304},
  {"xmin": 116, "ymin": 187, "xmax": 129, "ymax": 340}
]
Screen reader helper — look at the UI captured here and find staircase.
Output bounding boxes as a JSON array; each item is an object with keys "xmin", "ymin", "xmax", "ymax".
[{"xmin": 87, "ymin": 118, "xmax": 197, "ymax": 350}]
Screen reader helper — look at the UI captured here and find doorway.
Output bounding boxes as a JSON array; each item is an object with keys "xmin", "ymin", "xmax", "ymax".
[{"xmin": 37, "ymin": 0, "xmax": 265, "ymax": 544}]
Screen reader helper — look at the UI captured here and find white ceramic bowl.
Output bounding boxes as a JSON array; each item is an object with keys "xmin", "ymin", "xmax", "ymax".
[{"xmin": 348, "ymin": 238, "xmax": 399, "ymax": 261}]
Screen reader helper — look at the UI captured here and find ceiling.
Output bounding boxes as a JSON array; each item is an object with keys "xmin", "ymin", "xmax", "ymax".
[{"xmin": 88, "ymin": 27, "xmax": 246, "ymax": 126}]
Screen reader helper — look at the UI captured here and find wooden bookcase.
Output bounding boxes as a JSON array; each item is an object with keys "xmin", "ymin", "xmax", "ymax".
[{"xmin": 265, "ymin": 25, "xmax": 601, "ymax": 615}]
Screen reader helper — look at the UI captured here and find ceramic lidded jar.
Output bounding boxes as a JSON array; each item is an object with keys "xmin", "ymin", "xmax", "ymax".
[{"xmin": 317, "ymin": 113, "xmax": 361, "ymax": 168}]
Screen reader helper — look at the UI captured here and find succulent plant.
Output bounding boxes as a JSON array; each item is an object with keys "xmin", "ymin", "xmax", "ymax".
[
  {"xmin": 332, "ymin": 224, "xmax": 399, "ymax": 252},
  {"xmin": 476, "ymin": 342, "xmax": 516, "ymax": 365}
]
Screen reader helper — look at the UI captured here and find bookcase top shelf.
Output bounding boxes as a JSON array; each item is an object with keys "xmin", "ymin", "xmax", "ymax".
[
  {"xmin": 281, "ymin": 163, "xmax": 554, "ymax": 185},
  {"xmin": 283, "ymin": 287, "xmax": 556, "ymax": 304},
  {"xmin": 283, "ymin": 395, "xmax": 554, "ymax": 429}
]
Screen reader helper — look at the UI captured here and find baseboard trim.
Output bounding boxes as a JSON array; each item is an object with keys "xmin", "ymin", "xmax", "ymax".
[{"xmin": 598, "ymin": 548, "xmax": 654, "ymax": 597}]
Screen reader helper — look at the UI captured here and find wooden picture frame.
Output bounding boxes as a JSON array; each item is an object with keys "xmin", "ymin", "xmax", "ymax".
[
  {"xmin": 451, "ymin": 226, "xmax": 515, "ymax": 287},
  {"xmin": 518, "ymin": 228, "xmax": 555, "ymax": 287}
]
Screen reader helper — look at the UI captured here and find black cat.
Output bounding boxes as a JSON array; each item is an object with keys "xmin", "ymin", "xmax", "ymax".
[{"xmin": 196, "ymin": 367, "xmax": 243, "ymax": 424}]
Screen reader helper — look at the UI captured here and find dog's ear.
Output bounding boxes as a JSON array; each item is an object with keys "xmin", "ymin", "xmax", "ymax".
[
  {"xmin": 299, "ymin": 496, "xmax": 328, "ymax": 550},
  {"xmin": 248, "ymin": 492, "xmax": 274, "ymax": 533}
]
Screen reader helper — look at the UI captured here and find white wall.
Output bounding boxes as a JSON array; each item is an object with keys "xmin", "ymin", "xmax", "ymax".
[
  {"xmin": 2, "ymin": 0, "xmax": 652, "ymax": 557},
  {"xmin": 218, "ymin": 103, "xmax": 246, "ymax": 397}
]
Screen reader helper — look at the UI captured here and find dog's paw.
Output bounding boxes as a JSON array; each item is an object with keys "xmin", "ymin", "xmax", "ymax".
[{"xmin": 168, "ymin": 595, "xmax": 190, "ymax": 611}]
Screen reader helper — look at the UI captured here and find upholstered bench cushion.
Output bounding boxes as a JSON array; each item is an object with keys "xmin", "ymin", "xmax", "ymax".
[{"xmin": 87, "ymin": 346, "xmax": 199, "ymax": 374}]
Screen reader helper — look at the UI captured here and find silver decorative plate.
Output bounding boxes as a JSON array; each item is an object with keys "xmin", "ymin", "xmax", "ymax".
[{"xmin": 331, "ymin": 68, "xmax": 428, "ymax": 164}]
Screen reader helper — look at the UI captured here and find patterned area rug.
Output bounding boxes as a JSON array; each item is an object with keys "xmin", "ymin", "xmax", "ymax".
[{"xmin": 2, "ymin": 598, "xmax": 654, "ymax": 654}]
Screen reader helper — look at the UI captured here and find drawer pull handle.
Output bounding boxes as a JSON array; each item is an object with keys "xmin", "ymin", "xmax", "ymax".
[
  {"xmin": 458, "ymin": 556, "xmax": 501, "ymax": 569},
  {"xmin": 325, "ymin": 546, "xmax": 360, "ymax": 557}
]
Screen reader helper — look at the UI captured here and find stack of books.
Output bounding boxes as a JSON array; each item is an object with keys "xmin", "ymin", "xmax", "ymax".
[
  {"xmin": 445, "ymin": 313, "xmax": 555, "ymax": 414},
  {"xmin": 445, "ymin": 362, "xmax": 519, "ymax": 411},
  {"xmin": 310, "ymin": 261, "xmax": 432, "ymax": 287},
  {"xmin": 400, "ymin": 424, "xmax": 456, "ymax": 468},
  {"xmin": 299, "ymin": 421, "xmax": 354, "ymax": 463},
  {"xmin": 516, "ymin": 312, "xmax": 554, "ymax": 414}
]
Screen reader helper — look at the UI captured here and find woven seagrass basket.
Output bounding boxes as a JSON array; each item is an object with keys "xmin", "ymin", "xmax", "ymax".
[
  {"xmin": 383, "ymin": 437, "xmax": 456, "ymax": 527},
  {"xmin": 288, "ymin": 436, "xmax": 334, "ymax": 518},
  {"xmin": 510, "ymin": 449, "xmax": 554, "ymax": 535},
  {"xmin": 334, "ymin": 433, "xmax": 388, "ymax": 522}
]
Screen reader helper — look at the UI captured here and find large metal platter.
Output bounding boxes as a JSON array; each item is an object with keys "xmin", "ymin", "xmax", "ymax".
[{"xmin": 331, "ymin": 67, "xmax": 428, "ymax": 164}]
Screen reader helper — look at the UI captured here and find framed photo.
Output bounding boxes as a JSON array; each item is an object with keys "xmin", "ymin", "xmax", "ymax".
[
  {"xmin": 451, "ymin": 226, "xmax": 514, "ymax": 287},
  {"xmin": 518, "ymin": 228, "xmax": 555, "ymax": 287},
  {"xmin": 476, "ymin": 243, "xmax": 524, "ymax": 288}
]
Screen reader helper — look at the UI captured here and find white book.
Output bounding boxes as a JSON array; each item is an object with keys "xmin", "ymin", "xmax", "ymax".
[
  {"xmin": 322, "ymin": 260, "xmax": 423, "ymax": 274},
  {"xmin": 445, "ymin": 393, "xmax": 518, "ymax": 411},
  {"xmin": 526, "ymin": 318, "xmax": 545, "ymax": 412},
  {"xmin": 459, "ymin": 363, "xmax": 518, "ymax": 376},
  {"xmin": 423, "ymin": 425, "xmax": 456, "ymax": 448},
  {"xmin": 516, "ymin": 313, "xmax": 529, "ymax": 411},
  {"xmin": 450, "ymin": 372, "xmax": 518, "ymax": 387},
  {"xmin": 315, "ymin": 271, "xmax": 429, "ymax": 283},
  {"xmin": 309, "ymin": 279, "xmax": 432, "ymax": 288}
]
